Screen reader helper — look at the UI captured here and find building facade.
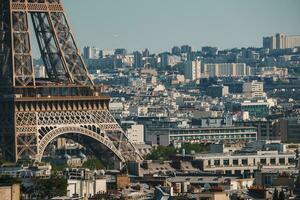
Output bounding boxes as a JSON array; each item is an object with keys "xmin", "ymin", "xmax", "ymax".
[
  {"xmin": 127, "ymin": 124, "xmax": 145, "ymax": 144},
  {"xmin": 240, "ymin": 101, "xmax": 269, "ymax": 118},
  {"xmin": 147, "ymin": 127, "xmax": 257, "ymax": 146},
  {"xmin": 184, "ymin": 60, "xmax": 201, "ymax": 81},
  {"xmin": 195, "ymin": 151, "xmax": 295, "ymax": 176},
  {"xmin": 203, "ymin": 63, "xmax": 250, "ymax": 77},
  {"xmin": 243, "ymin": 81, "xmax": 265, "ymax": 98},
  {"xmin": 206, "ymin": 85, "xmax": 229, "ymax": 98},
  {"xmin": 263, "ymin": 33, "xmax": 300, "ymax": 49}
]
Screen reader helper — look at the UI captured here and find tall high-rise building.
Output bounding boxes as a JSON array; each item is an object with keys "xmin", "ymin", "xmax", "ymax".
[
  {"xmin": 263, "ymin": 36, "xmax": 276, "ymax": 49},
  {"xmin": 181, "ymin": 45, "xmax": 192, "ymax": 54},
  {"xmin": 184, "ymin": 59, "xmax": 201, "ymax": 81},
  {"xmin": 171, "ymin": 46, "xmax": 181, "ymax": 55},
  {"xmin": 159, "ymin": 52, "xmax": 170, "ymax": 69},
  {"xmin": 133, "ymin": 51, "xmax": 143, "ymax": 68},
  {"xmin": 159, "ymin": 53, "xmax": 181, "ymax": 69},
  {"xmin": 263, "ymin": 33, "xmax": 300, "ymax": 49},
  {"xmin": 276, "ymin": 33, "xmax": 285, "ymax": 49},
  {"xmin": 83, "ymin": 46, "xmax": 101, "ymax": 60},
  {"xmin": 114, "ymin": 48, "xmax": 127, "ymax": 56},
  {"xmin": 142, "ymin": 48, "xmax": 150, "ymax": 57}
]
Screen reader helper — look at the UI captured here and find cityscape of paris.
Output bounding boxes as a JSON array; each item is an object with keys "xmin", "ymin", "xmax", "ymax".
[{"xmin": 0, "ymin": 0, "xmax": 300, "ymax": 199}]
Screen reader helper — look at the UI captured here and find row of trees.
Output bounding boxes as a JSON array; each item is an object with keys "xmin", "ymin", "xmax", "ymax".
[
  {"xmin": 0, "ymin": 175, "xmax": 67, "ymax": 199},
  {"xmin": 21, "ymin": 175, "xmax": 67, "ymax": 199}
]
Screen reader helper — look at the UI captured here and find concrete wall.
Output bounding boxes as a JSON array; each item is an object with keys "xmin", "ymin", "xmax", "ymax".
[{"xmin": 0, "ymin": 184, "xmax": 20, "ymax": 200}]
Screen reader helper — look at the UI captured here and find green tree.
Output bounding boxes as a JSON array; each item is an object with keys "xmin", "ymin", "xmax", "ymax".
[
  {"xmin": 82, "ymin": 157, "xmax": 105, "ymax": 170},
  {"xmin": 34, "ymin": 175, "xmax": 67, "ymax": 199},
  {"xmin": 181, "ymin": 143, "xmax": 209, "ymax": 154},
  {"xmin": 146, "ymin": 146, "xmax": 177, "ymax": 160}
]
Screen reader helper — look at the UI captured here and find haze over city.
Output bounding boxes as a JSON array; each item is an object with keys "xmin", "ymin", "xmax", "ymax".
[
  {"xmin": 63, "ymin": 0, "xmax": 300, "ymax": 52},
  {"xmin": 1, "ymin": 0, "xmax": 300, "ymax": 199}
]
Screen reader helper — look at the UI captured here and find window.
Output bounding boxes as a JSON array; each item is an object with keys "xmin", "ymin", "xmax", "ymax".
[
  {"xmin": 242, "ymin": 159, "xmax": 248, "ymax": 165},
  {"xmin": 279, "ymin": 158, "xmax": 285, "ymax": 165},
  {"xmin": 223, "ymin": 159, "xmax": 229, "ymax": 166},
  {"xmin": 225, "ymin": 170, "xmax": 232, "ymax": 175},
  {"xmin": 156, "ymin": 135, "xmax": 160, "ymax": 145},
  {"xmin": 244, "ymin": 170, "xmax": 251, "ymax": 178},
  {"xmin": 235, "ymin": 170, "xmax": 241, "ymax": 175},
  {"xmin": 288, "ymin": 158, "xmax": 295, "ymax": 164},
  {"xmin": 233, "ymin": 159, "xmax": 239, "ymax": 165},
  {"xmin": 270, "ymin": 158, "xmax": 276, "ymax": 165},
  {"xmin": 260, "ymin": 159, "xmax": 266, "ymax": 165},
  {"xmin": 214, "ymin": 160, "xmax": 220, "ymax": 166}
]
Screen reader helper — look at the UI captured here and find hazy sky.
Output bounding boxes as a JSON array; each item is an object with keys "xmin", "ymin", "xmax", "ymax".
[{"xmin": 61, "ymin": 0, "xmax": 300, "ymax": 53}]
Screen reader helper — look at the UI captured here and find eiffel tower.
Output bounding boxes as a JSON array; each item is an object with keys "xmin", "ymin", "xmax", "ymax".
[{"xmin": 0, "ymin": 0, "xmax": 142, "ymax": 165}]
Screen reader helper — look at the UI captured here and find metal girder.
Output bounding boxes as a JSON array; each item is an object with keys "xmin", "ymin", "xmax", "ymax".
[
  {"xmin": 49, "ymin": 11, "xmax": 92, "ymax": 85},
  {"xmin": 14, "ymin": 108, "xmax": 142, "ymax": 162},
  {"xmin": 11, "ymin": 1, "xmax": 64, "ymax": 13},
  {"xmin": 0, "ymin": 0, "xmax": 93, "ymax": 87},
  {"xmin": 12, "ymin": 10, "xmax": 35, "ymax": 86},
  {"xmin": 31, "ymin": 12, "xmax": 70, "ymax": 82},
  {"xmin": 0, "ymin": 0, "xmax": 13, "ymax": 86},
  {"xmin": 0, "ymin": 0, "xmax": 142, "ymax": 165}
]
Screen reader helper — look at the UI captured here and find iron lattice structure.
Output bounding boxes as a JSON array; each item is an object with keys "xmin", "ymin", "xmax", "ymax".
[{"xmin": 0, "ymin": 0, "xmax": 142, "ymax": 163}]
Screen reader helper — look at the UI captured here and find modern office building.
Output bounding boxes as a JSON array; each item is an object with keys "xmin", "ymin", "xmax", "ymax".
[
  {"xmin": 184, "ymin": 60, "xmax": 201, "ymax": 81},
  {"xmin": 202, "ymin": 63, "xmax": 250, "ymax": 77},
  {"xmin": 194, "ymin": 150, "xmax": 295, "ymax": 176},
  {"xmin": 235, "ymin": 120, "xmax": 287, "ymax": 141},
  {"xmin": 147, "ymin": 127, "xmax": 257, "ymax": 146},
  {"xmin": 133, "ymin": 51, "xmax": 143, "ymax": 68},
  {"xmin": 263, "ymin": 33, "xmax": 300, "ymax": 49},
  {"xmin": 240, "ymin": 101, "xmax": 269, "ymax": 118},
  {"xmin": 263, "ymin": 36, "xmax": 276, "ymax": 49}
]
